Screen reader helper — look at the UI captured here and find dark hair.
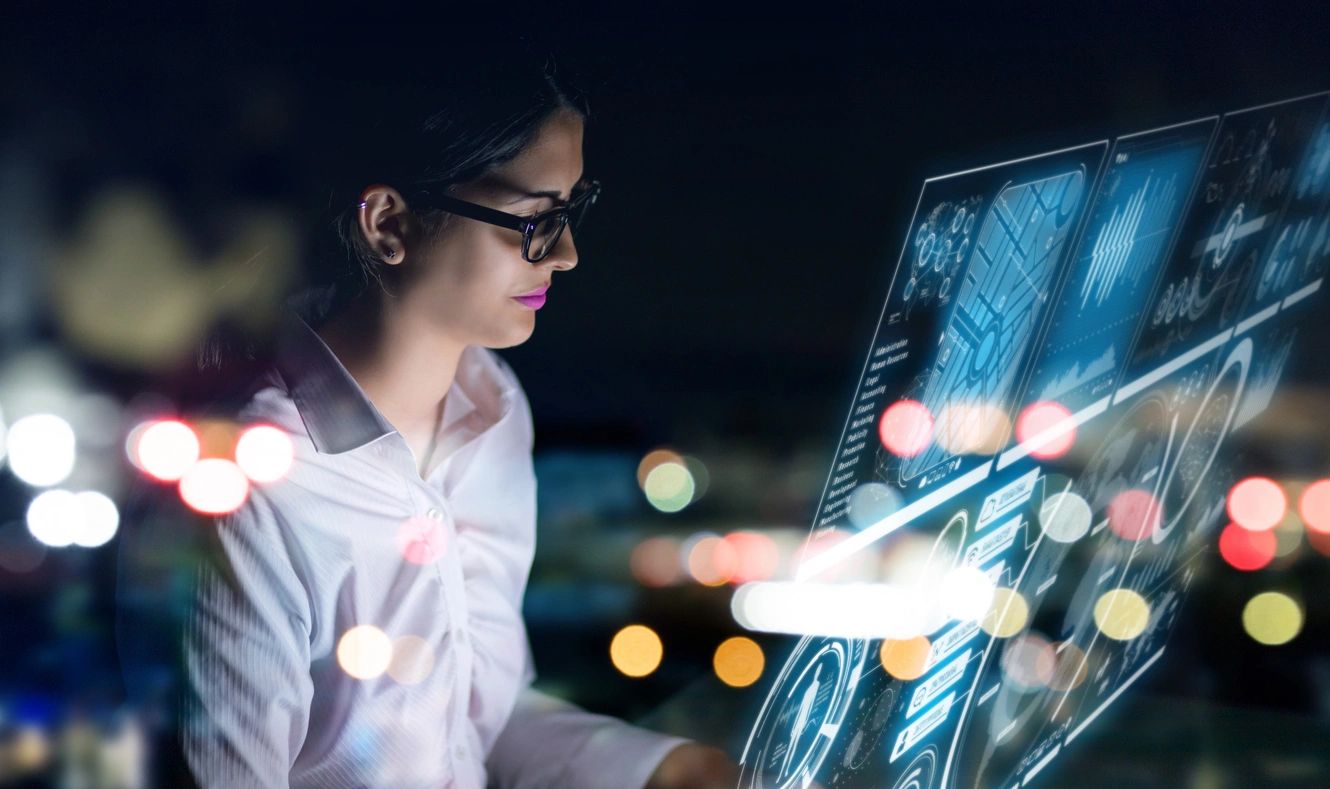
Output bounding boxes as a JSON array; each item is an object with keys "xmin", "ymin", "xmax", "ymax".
[
  {"xmin": 308, "ymin": 49, "xmax": 591, "ymax": 322},
  {"xmin": 190, "ymin": 46, "xmax": 589, "ymax": 407}
]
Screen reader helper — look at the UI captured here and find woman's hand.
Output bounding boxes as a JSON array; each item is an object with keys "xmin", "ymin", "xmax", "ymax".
[{"xmin": 645, "ymin": 742, "xmax": 740, "ymax": 789}]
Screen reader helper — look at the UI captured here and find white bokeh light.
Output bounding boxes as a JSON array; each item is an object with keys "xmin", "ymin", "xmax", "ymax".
[
  {"xmin": 7, "ymin": 414, "xmax": 77, "ymax": 487},
  {"xmin": 940, "ymin": 565, "xmax": 997, "ymax": 623},
  {"xmin": 131, "ymin": 419, "xmax": 200, "ymax": 481},
  {"xmin": 26, "ymin": 490, "xmax": 80, "ymax": 547},
  {"xmin": 73, "ymin": 491, "xmax": 119, "ymax": 547},
  {"xmin": 235, "ymin": 425, "xmax": 295, "ymax": 483},
  {"xmin": 179, "ymin": 459, "xmax": 250, "ymax": 515}
]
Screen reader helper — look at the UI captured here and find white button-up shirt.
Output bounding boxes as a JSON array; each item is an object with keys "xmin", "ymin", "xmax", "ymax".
[{"xmin": 177, "ymin": 315, "xmax": 686, "ymax": 788}]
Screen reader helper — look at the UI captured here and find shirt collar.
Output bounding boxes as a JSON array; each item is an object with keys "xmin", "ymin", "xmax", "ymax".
[{"xmin": 273, "ymin": 311, "xmax": 515, "ymax": 456}]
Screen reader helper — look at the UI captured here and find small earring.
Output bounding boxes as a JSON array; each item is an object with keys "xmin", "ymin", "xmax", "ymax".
[
  {"xmin": 358, "ymin": 201, "xmax": 367, "ymax": 209},
  {"xmin": 386, "ymin": 250, "xmax": 396, "ymax": 259}
]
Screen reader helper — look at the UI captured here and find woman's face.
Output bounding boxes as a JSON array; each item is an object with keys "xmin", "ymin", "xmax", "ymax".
[{"xmin": 399, "ymin": 108, "xmax": 585, "ymax": 350}]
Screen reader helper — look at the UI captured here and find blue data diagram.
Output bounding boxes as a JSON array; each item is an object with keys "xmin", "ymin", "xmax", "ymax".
[
  {"xmin": 1020, "ymin": 118, "xmax": 1216, "ymax": 418},
  {"xmin": 802, "ymin": 142, "xmax": 1107, "ymax": 570},
  {"xmin": 1127, "ymin": 93, "xmax": 1328, "ymax": 374},
  {"xmin": 743, "ymin": 93, "xmax": 1330, "ymax": 789}
]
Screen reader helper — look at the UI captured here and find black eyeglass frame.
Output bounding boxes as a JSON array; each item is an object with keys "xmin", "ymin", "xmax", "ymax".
[{"xmin": 404, "ymin": 179, "xmax": 601, "ymax": 263}]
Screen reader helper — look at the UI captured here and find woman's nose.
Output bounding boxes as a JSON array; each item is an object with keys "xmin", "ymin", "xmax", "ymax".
[{"xmin": 543, "ymin": 227, "xmax": 578, "ymax": 271}]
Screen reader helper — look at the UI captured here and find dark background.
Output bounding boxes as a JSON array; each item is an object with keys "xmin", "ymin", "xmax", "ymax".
[{"xmin": 3, "ymin": 3, "xmax": 1330, "ymax": 786}]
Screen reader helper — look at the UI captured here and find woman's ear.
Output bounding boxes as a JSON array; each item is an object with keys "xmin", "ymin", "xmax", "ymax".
[{"xmin": 356, "ymin": 185, "xmax": 415, "ymax": 265}]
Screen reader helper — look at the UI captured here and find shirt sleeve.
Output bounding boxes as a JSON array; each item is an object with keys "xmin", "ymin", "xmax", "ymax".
[
  {"xmin": 179, "ymin": 487, "xmax": 315, "ymax": 788},
  {"xmin": 484, "ymin": 684, "xmax": 689, "ymax": 789}
]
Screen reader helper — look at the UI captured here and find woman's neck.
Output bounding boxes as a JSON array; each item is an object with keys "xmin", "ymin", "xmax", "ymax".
[{"xmin": 315, "ymin": 287, "xmax": 464, "ymax": 461}]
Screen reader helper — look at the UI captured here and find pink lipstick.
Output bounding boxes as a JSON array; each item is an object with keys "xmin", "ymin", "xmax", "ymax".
[{"xmin": 512, "ymin": 284, "xmax": 549, "ymax": 310}]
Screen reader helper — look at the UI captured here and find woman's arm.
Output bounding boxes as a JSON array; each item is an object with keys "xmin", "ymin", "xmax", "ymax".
[{"xmin": 179, "ymin": 488, "xmax": 315, "ymax": 788}]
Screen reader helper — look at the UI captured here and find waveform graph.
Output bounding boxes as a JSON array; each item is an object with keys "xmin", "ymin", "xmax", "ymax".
[{"xmin": 1021, "ymin": 117, "xmax": 1216, "ymax": 419}]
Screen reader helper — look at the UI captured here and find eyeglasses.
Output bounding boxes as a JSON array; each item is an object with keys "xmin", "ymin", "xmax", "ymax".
[{"xmin": 405, "ymin": 179, "xmax": 601, "ymax": 263}]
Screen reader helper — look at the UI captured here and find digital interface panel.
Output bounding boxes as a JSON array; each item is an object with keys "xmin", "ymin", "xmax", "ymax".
[{"xmin": 741, "ymin": 92, "xmax": 1330, "ymax": 789}]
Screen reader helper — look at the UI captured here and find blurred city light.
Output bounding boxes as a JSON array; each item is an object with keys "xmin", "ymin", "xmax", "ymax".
[
  {"xmin": 940, "ymin": 565, "xmax": 997, "ymax": 622},
  {"xmin": 1107, "ymin": 488, "xmax": 1161, "ymax": 542},
  {"xmin": 6, "ymin": 413, "xmax": 76, "ymax": 487},
  {"xmin": 234, "ymin": 424, "xmax": 295, "ymax": 483},
  {"xmin": 1093, "ymin": 588, "xmax": 1151, "ymax": 640},
  {"xmin": 337, "ymin": 625, "xmax": 393, "ymax": 680},
  {"xmin": 685, "ymin": 533, "xmax": 736, "ymax": 586},
  {"xmin": 936, "ymin": 400, "xmax": 1010, "ymax": 455},
  {"xmin": 26, "ymin": 489, "xmax": 81, "ymax": 548},
  {"xmin": 879, "ymin": 636, "xmax": 932, "ymax": 680},
  {"xmin": 1298, "ymin": 478, "xmax": 1330, "ymax": 534},
  {"xmin": 1227, "ymin": 476, "xmax": 1287, "ymax": 532},
  {"xmin": 129, "ymin": 419, "xmax": 199, "ymax": 482},
  {"xmin": 71, "ymin": 490, "xmax": 118, "ymax": 548},
  {"xmin": 387, "ymin": 634, "xmax": 436, "ymax": 686},
  {"xmin": 1242, "ymin": 592, "xmax": 1303, "ymax": 646},
  {"xmin": 1219, "ymin": 522, "xmax": 1277, "ymax": 571},
  {"xmin": 177, "ymin": 458, "xmax": 250, "ymax": 515},
  {"xmin": 847, "ymin": 482, "xmax": 903, "ymax": 531},
  {"xmin": 723, "ymin": 530, "xmax": 779, "ymax": 584},
  {"xmin": 713, "ymin": 636, "xmax": 765, "ymax": 688},
  {"xmin": 982, "ymin": 587, "xmax": 1030, "ymax": 638},
  {"xmin": 609, "ymin": 624, "xmax": 663, "ymax": 678},
  {"xmin": 1001, "ymin": 632, "xmax": 1057, "ymax": 690},
  {"xmin": 1016, "ymin": 400, "xmax": 1077, "ymax": 460},
  {"xmin": 636, "ymin": 448, "xmax": 684, "ymax": 488},
  {"xmin": 643, "ymin": 461, "xmax": 695, "ymax": 513},
  {"xmin": 629, "ymin": 536, "xmax": 683, "ymax": 587},
  {"xmin": 878, "ymin": 399, "xmax": 933, "ymax": 458},
  {"xmin": 1039, "ymin": 490, "xmax": 1093, "ymax": 543}
]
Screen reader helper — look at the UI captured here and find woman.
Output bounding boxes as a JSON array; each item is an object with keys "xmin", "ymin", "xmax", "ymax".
[{"xmin": 173, "ymin": 52, "xmax": 739, "ymax": 787}]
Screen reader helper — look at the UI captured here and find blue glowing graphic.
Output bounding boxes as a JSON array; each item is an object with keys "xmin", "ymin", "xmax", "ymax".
[
  {"xmin": 1024, "ymin": 118, "xmax": 1215, "ymax": 417},
  {"xmin": 744, "ymin": 92, "xmax": 1330, "ymax": 789}
]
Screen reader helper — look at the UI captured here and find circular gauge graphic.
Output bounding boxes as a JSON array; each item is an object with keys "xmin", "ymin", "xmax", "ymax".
[
  {"xmin": 1155, "ymin": 338, "xmax": 1250, "ymax": 545},
  {"xmin": 739, "ymin": 637, "xmax": 870, "ymax": 789},
  {"xmin": 889, "ymin": 745, "xmax": 938, "ymax": 789},
  {"xmin": 902, "ymin": 197, "xmax": 984, "ymax": 319}
]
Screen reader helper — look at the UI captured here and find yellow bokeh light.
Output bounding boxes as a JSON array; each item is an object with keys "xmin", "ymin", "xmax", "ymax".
[
  {"xmin": 644, "ymin": 462, "xmax": 695, "ymax": 513},
  {"xmin": 610, "ymin": 624, "xmax": 663, "ymax": 678},
  {"xmin": 1092, "ymin": 589, "xmax": 1151, "ymax": 641},
  {"xmin": 337, "ymin": 625, "xmax": 393, "ymax": 680},
  {"xmin": 879, "ymin": 636, "xmax": 932, "ymax": 680},
  {"xmin": 1242, "ymin": 592, "xmax": 1303, "ymax": 646},
  {"xmin": 981, "ymin": 587, "xmax": 1030, "ymax": 638},
  {"xmin": 713, "ymin": 636, "xmax": 765, "ymax": 688},
  {"xmin": 637, "ymin": 448, "xmax": 684, "ymax": 488}
]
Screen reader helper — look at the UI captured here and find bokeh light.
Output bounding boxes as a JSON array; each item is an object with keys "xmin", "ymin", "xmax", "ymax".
[
  {"xmin": 1016, "ymin": 400, "xmax": 1076, "ymax": 460},
  {"xmin": 935, "ymin": 401, "xmax": 1009, "ymax": 455},
  {"xmin": 878, "ymin": 399, "xmax": 933, "ymax": 458},
  {"xmin": 723, "ymin": 531, "xmax": 780, "ymax": 584},
  {"xmin": 6, "ymin": 414, "xmax": 77, "ymax": 487},
  {"xmin": 1298, "ymin": 479, "xmax": 1330, "ymax": 534},
  {"xmin": 637, "ymin": 448, "xmax": 685, "ymax": 488},
  {"xmin": 630, "ymin": 536, "xmax": 683, "ymax": 587},
  {"xmin": 395, "ymin": 516, "xmax": 448, "ymax": 566},
  {"xmin": 1093, "ymin": 588, "xmax": 1151, "ymax": 641},
  {"xmin": 713, "ymin": 636, "xmax": 765, "ymax": 688},
  {"xmin": 71, "ymin": 490, "xmax": 119, "ymax": 548},
  {"xmin": 337, "ymin": 625, "xmax": 393, "ymax": 680},
  {"xmin": 178, "ymin": 458, "xmax": 250, "ymax": 515},
  {"xmin": 644, "ymin": 461, "xmax": 695, "ymax": 513},
  {"xmin": 387, "ymin": 634, "xmax": 436, "ymax": 686},
  {"xmin": 1048, "ymin": 642, "xmax": 1089, "ymax": 692},
  {"xmin": 880, "ymin": 636, "xmax": 932, "ymax": 680},
  {"xmin": 847, "ymin": 482, "xmax": 903, "ymax": 531},
  {"xmin": 235, "ymin": 424, "xmax": 295, "ymax": 483},
  {"xmin": 982, "ymin": 587, "xmax": 1030, "ymax": 638},
  {"xmin": 1227, "ymin": 477, "xmax": 1286, "ymax": 532},
  {"xmin": 26, "ymin": 490, "xmax": 80, "ymax": 548},
  {"xmin": 1039, "ymin": 490, "xmax": 1092, "ymax": 544},
  {"xmin": 130, "ymin": 419, "xmax": 199, "ymax": 481},
  {"xmin": 1001, "ymin": 633, "xmax": 1056, "ymax": 690},
  {"xmin": 1219, "ymin": 522, "xmax": 1277, "ymax": 571},
  {"xmin": 940, "ymin": 565, "xmax": 996, "ymax": 622},
  {"xmin": 1242, "ymin": 592, "xmax": 1303, "ymax": 646},
  {"xmin": 1107, "ymin": 488, "xmax": 1161, "ymax": 542},
  {"xmin": 686, "ymin": 534, "xmax": 737, "ymax": 586},
  {"xmin": 610, "ymin": 624, "xmax": 663, "ymax": 678}
]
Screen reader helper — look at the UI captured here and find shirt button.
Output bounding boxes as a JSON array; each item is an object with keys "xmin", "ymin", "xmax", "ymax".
[{"xmin": 427, "ymin": 508, "xmax": 443, "ymax": 522}]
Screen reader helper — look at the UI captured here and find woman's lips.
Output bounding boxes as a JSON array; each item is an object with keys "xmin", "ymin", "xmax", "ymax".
[{"xmin": 513, "ymin": 284, "xmax": 549, "ymax": 310}]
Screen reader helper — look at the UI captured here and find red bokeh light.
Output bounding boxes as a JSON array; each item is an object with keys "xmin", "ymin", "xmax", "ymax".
[
  {"xmin": 724, "ymin": 531, "xmax": 780, "ymax": 584},
  {"xmin": 879, "ymin": 399, "xmax": 934, "ymax": 458},
  {"xmin": 1299, "ymin": 479, "xmax": 1330, "ymax": 535},
  {"xmin": 1227, "ymin": 477, "xmax": 1286, "ymax": 532},
  {"xmin": 1218, "ymin": 522, "xmax": 1277, "ymax": 571},
  {"xmin": 1016, "ymin": 401, "xmax": 1076, "ymax": 460},
  {"xmin": 1107, "ymin": 489, "xmax": 1161, "ymax": 542},
  {"xmin": 395, "ymin": 516, "xmax": 448, "ymax": 565}
]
